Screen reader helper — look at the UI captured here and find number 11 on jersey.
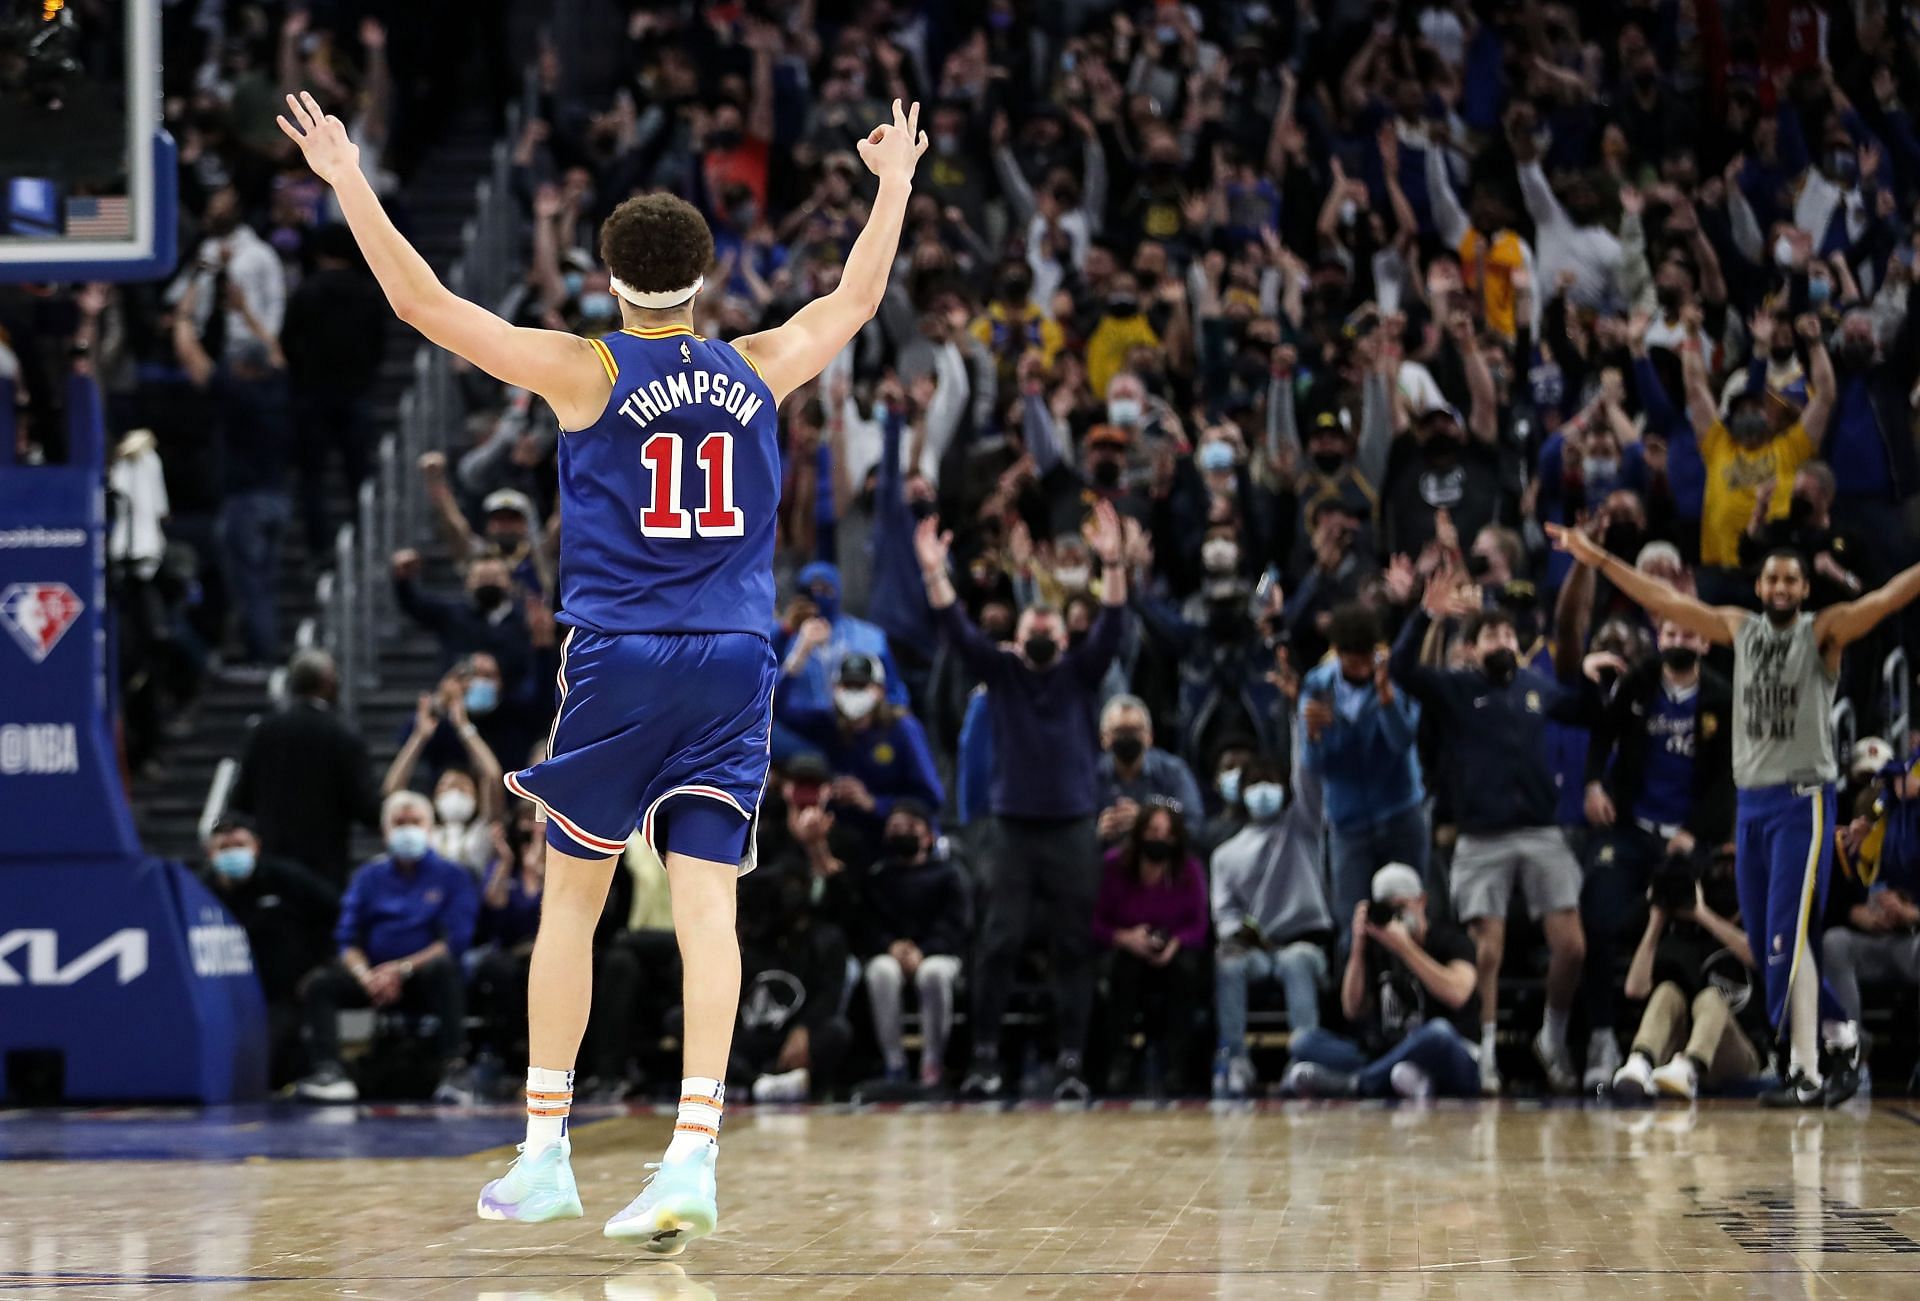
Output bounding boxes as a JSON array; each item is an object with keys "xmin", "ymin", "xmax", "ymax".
[{"xmin": 639, "ymin": 431, "xmax": 744, "ymax": 539}]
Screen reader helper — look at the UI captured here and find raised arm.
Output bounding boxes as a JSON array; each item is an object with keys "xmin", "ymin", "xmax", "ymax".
[
  {"xmin": 734, "ymin": 100, "xmax": 927, "ymax": 405},
  {"xmin": 1678, "ymin": 330, "xmax": 1720, "ymax": 439},
  {"xmin": 1815, "ymin": 558, "xmax": 1920, "ymax": 650},
  {"xmin": 1795, "ymin": 313, "xmax": 1837, "ymax": 445},
  {"xmin": 278, "ymin": 93, "xmax": 611, "ymax": 430},
  {"xmin": 1548, "ymin": 522, "xmax": 1743, "ymax": 644}
]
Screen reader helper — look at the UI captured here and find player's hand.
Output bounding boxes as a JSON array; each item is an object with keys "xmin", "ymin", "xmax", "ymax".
[
  {"xmin": 278, "ymin": 91, "xmax": 361, "ymax": 187},
  {"xmin": 856, "ymin": 99, "xmax": 929, "ymax": 185},
  {"xmin": 1583, "ymin": 781, "xmax": 1617, "ymax": 827},
  {"xmin": 1545, "ymin": 522, "xmax": 1606, "ymax": 569}
]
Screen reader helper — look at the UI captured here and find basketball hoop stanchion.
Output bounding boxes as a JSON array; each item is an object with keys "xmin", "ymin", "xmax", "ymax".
[{"xmin": 0, "ymin": 374, "xmax": 266, "ymax": 1105}]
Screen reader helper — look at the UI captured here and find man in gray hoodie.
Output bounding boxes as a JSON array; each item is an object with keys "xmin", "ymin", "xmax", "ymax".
[{"xmin": 1209, "ymin": 747, "xmax": 1331, "ymax": 1099}]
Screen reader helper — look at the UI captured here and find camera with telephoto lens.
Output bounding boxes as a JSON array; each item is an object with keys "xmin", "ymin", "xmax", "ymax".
[
  {"xmin": 1367, "ymin": 898, "xmax": 1399, "ymax": 927},
  {"xmin": 1649, "ymin": 859, "xmax": 1699, "ymax": 913}
]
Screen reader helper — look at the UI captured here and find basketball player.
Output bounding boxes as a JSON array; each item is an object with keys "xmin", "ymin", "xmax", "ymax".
[
  {"xmin": 278, "ymin": 91, "xmax": 928, "ymax": 1247},
  {"xmin": 1550, "ymin": 522, "xmax": 1920, "ymax": 1105}
]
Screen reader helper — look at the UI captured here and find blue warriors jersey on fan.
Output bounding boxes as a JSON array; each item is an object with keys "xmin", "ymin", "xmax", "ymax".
[{"xmin": 562, "ymin": 324, "xmax": 779, "ymax": 635}]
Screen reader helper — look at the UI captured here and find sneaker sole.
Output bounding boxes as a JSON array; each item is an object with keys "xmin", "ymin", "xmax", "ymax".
[
  {"xmin": 1650, "ymin": 1075, "xmax": 1696, "ymax": 1101},
  {"xmin": 476, "ymin": 1194, "xmax": 584, "ymax": 1223},
  {"xmin": 605, "ymin": 1199, "xmax": 717, "ymax": 1253},
  {"xmin": 294, "ymin": 1087, "xmax": 358, "ymax": 1103}
]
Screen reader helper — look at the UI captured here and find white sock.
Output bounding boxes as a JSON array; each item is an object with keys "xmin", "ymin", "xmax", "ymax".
[
  {"xmin": 1788, "ymin": 957, "xmax": 1823, "ymax": 1085},
  {"xmin": 1543, "ymin": 1006, "xmax": 1570, "ymax": 1050},
  {"xmin": 664, "ymin": 1076, "xmax": 724, "ymax": 1163},
  {"xmin": 1480, "ymin": 1023, "xmax": 1498, "ymax": 1057},
  {"xmin": 525, "ymin": 1066, "xmax": 574, "ymax": 1151},
  {"xmin": 1822, "ymin": 1018, "xmax": 1859, "ymax": 1051}
]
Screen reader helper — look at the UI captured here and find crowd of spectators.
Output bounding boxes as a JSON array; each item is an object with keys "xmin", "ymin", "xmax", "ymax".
[{"xmin": 14, "ymin": 1, "xmax": 1920, "ymax": 1102}]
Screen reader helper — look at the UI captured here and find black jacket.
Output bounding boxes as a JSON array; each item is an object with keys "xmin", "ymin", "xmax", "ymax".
[
  {"xmin": 195, "ymin": 855, "xmax": 339, "ymax": 1001},
  {"xmin": 230, "ymin": 699, "xmax": 383, "ymax": 887},
  {"xmin": 851, "ymin": 854, "xmax": 971, "ymax": 959},
  {"xmin": 1583, "ymin": 661, "xmax": 1735, "ymax": 846},
  {"xmin": 1391, "ymin": 609, "xmax": 1599, "ymax": 833}
]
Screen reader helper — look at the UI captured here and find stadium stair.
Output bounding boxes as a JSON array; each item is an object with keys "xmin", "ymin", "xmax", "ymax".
[{"xmin": 132, "ymin": 107, "xmax": 506, "ymax": 866}]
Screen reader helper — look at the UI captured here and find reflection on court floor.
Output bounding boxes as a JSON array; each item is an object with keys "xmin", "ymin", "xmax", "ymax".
[{"xmin": 4, "ymin": 1101, "xmax": 1919, "ymax": 1298}]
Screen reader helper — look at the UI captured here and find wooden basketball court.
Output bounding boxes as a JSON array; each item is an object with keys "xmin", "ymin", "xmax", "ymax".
[{"xmin": 5, "ymin": 1100, "xmax": 1920, "ymax": 1297}]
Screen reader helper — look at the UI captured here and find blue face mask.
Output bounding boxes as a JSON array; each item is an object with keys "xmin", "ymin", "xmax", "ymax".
[
  {"xmin": 1243, "ymin": 782, "xmax": 1288, "ymax": 821},
  {"xmin": 211, "ymin": 847, "xmax": 256, "ymax": 879},
  {"xmin": 579, "ymin": 293, "xmax": 618, "ymax": 322},
  {"xmin": 1216, "ymin": 767, "xmax": 1242, "ymax": 805},
  {"xmin": 1197, "ymin": 442, "xmax": 1236, "ymax": 474},
  {"xmin": 387, "ymin": 824, "xmax": 430, "ymax": 862},
  {"xmin": 563, "ymin": 270, "xmax": 585, "ymax": 298},
  {"xmin": 465, "ymin": 678, "xmax": 499, "ymax": 715},
  {"xmin": 1808, "ymin": 278, "xmax": 1831, "ymax": 307}
]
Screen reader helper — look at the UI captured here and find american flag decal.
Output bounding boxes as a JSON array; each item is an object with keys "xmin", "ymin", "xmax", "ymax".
[{"xmin": 65, "ymin": 196, "xmax": 131, "ymax": 239}]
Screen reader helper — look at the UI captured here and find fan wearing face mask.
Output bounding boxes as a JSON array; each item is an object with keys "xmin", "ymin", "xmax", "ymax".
[
  {"xmin": 916, "ymin": 500, "xmax": 1131, "ymax": 1103},
  {"xmin": 1094, "ymin": 695, "xmax": 1207, "ymax": 846},
  {"xmin": 1208, "ymin": 744, "xmax": 1333, "ymax": 1101},
  {"xmin": 391, "ymin": 550, "xmax": 536, "ymax": 699},
  {"xmin": 1682, "ymin": 312, "xmax": 1834, "ymax": 599},
  {"xmin": 1562, "ymin": 596, "xmax": 1735, "ymax": 1094},
  {"xmin": 382, "ymin": 686, "xmax": 507, "ymax": 874},
  {"xmin": 294, "ymin": 791, "xmax": 481, "ymax": 1106},
  {"xmin": 198, "ymin": 815, "xmax": 340, "ymax": 1088},
  {"xmin": 1390, "ymin": 570, "xmax": 1603, "ymax": 1096},
  {"xmin": 772, "ymin": 651, "xmax": 944, "ymax": 846}
]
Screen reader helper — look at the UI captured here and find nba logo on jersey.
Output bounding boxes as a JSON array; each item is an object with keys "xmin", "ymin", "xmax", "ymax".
[{"xmin": 681, "ymin": 341, "xmax": 691, "ymax": 363}]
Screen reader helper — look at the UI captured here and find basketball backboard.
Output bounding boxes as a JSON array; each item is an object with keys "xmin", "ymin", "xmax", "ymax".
[{"xmin": 0, "ymin": 0, "xmax": 175, "ymax": 283}]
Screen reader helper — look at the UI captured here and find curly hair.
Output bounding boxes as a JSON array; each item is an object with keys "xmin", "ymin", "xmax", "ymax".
[{"xmin": 597, "ymin": 193, "xmax": 713, "ymax": 297}]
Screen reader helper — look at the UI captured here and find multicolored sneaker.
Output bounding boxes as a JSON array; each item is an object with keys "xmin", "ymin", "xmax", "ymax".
[
  {"xmin": 603, "ymin": 1145, "xmax": 719, "ymax": 1255},
  {"xmin": 476, "ymin": 1138, "xmax": 583, "ymax": 1223}
]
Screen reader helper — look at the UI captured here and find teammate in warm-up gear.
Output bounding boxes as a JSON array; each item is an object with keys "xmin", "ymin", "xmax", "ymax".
[
  {"xmin": 1550, "ymin": 522, "xmax": 1920, "ymax": 1106},
  {"xmin": 279, "ymin": 90, "xmax": 928, "ymax": 1247}
]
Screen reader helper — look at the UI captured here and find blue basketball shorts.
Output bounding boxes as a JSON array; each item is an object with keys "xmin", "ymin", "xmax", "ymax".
[
  {"xmin": 1733, "ymin": 781, "xmax": 1847, "ymax": 1031},
  {"xmin": 505, "ymin": 627, "xmax": 775, "ymax": 870}
]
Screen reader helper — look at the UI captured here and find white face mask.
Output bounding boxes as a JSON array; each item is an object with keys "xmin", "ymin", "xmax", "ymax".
[
  {"xmin": 1201, "ymin": 538, "xmax": 1239, "ymax": 573},
  {"xmin": 434, "ymin": 789, "xmax": 476, "ymax": 826},
  {"xmin": 1773, "ymin": 235, "xmax": 1796, "ymax": 269},
  {"xmin": 1055, "ymin": 564, "xmax": 1091, "ymax": 590},
  {"xmin": 1107, "ymin": 396, "xmax": 1143, "ymax": 428},
  {"xmin": 835, "ymin": 687, "xmax": 879, "ymax": 720}
]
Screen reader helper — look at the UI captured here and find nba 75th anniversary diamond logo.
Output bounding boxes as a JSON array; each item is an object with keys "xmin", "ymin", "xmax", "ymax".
[{"xmin": 0, "ymin": 582, "xmax": 84, "ymax": 663}]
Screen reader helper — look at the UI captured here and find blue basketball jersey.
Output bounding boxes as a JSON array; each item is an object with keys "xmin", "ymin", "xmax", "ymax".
[{"xmin": 558, "ymin": 325, "xmax": 779, "ymax": 636}]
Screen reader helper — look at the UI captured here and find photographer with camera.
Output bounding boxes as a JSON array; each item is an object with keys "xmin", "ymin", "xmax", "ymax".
[
  {"xmin": 1570, "ymin": 566, "xmax": 1735, "ymax": 1090},
  {"xmin": 1610, "ymin": 849, "xmax": 1762, "ymax": 1101},
  {"xmin": 1279, "ymin": 864, "xmax": 1482, "ymax": 1100}
]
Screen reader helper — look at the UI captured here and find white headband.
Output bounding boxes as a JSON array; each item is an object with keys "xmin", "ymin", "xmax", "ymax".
[{"xmin": 609, "ymin": 275, "xmax": 704, "ymax": 310}]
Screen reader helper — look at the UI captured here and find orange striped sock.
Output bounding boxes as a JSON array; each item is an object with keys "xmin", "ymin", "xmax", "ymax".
[
  {"xmin": 664, "ymin": 1076, "xmax": 724, "ymax": 1161},
  {"xmin": 525, "ymin": 1066, "xmax": 574, "ymax": 1150}
]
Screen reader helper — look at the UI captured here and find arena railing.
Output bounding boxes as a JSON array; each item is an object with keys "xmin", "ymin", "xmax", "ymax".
[{"xmin": 309, "ymin": 107, "xmax": 520, "ymax": 727}]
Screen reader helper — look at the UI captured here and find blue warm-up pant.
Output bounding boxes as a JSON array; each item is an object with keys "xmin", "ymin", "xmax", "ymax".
[{"xmin": 1733, "ymin": 781, "xmax": 1848, "ymax": 1033}]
